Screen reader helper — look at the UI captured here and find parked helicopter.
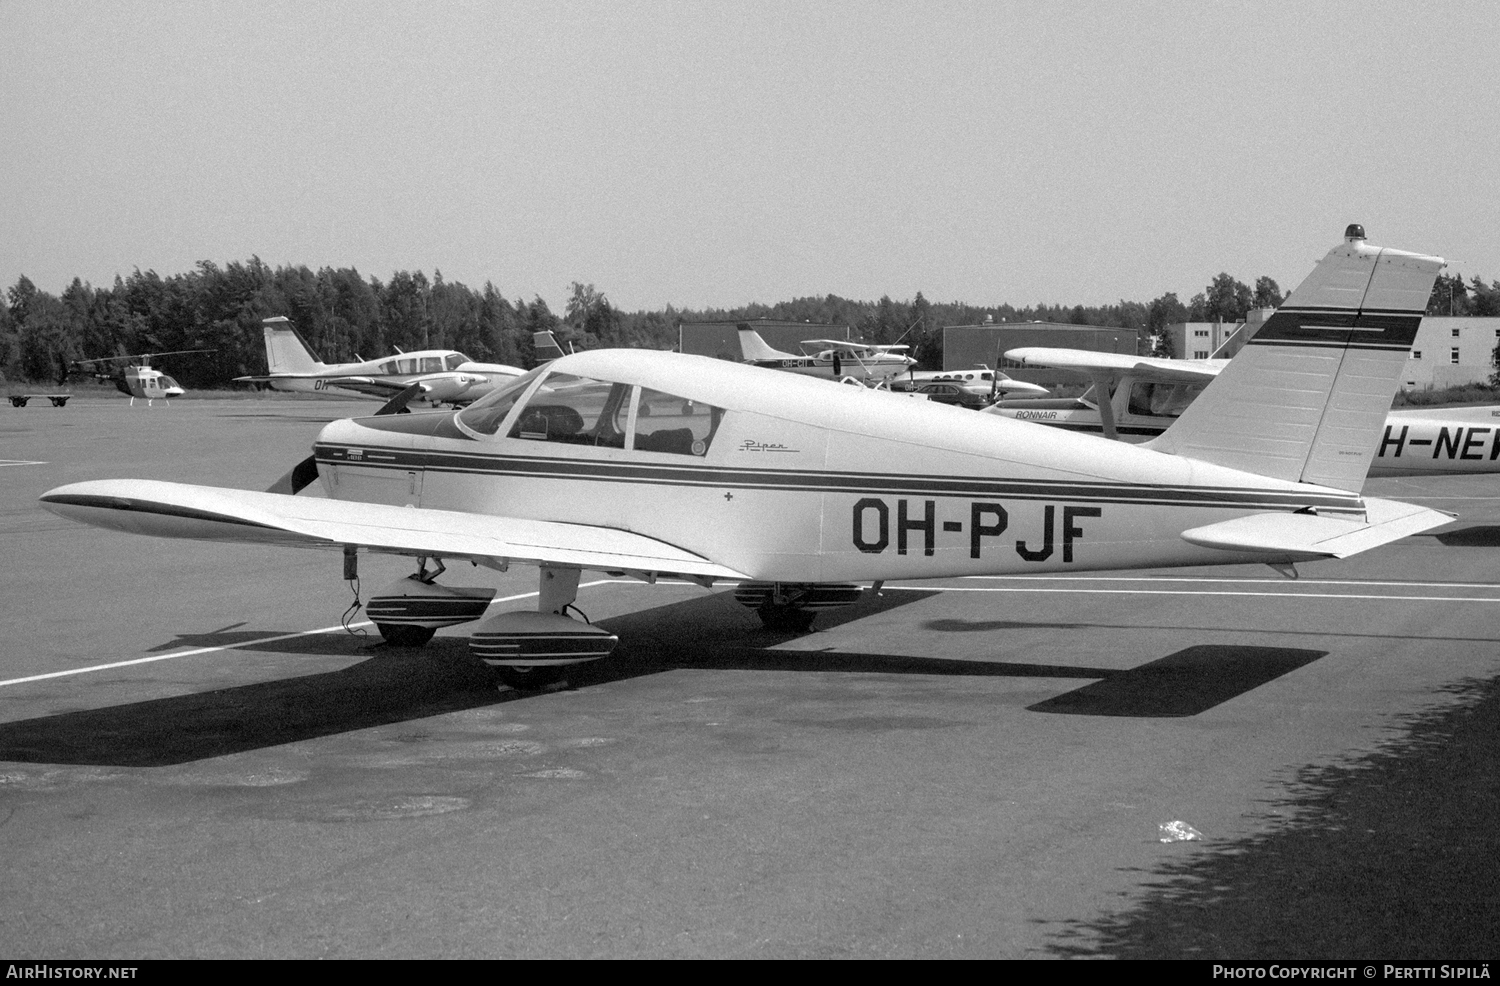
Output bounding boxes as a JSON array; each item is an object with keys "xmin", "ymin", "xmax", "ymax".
[{"xmin": 70, "ymin": 350, "xmax": 215, "ymax": 406}]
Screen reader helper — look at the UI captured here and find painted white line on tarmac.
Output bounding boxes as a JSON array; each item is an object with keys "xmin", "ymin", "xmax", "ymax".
[
  {"xmin": 957, "ymin": 574, "xmax": 1500, "ymax": 590},
  {"xmin": 880, "ymin": 585, "xmax": 1500, "ymax": 603},
  {"xmin": 0, "ymin": 460, "xmax": 46, "ymax": 467},
  {"xmin": 0, "ymin": 580, "xmax": 612, "ymax": 689}
]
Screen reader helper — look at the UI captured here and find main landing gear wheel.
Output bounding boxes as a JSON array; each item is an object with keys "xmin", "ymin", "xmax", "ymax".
[
  {"xmin": 375, "ymin": 623, "xmax": 437, "ymax": 647},
  {"xmin": 493, "ymin": 665, "xmax": 567, "ymax": 690}
]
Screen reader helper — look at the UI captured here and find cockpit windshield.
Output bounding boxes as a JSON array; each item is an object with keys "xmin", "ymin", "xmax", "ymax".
[
  {"xmin": 456, "ymin": 366, "xmax": 725, "ymax": 454},
  {"xmin": 454, "ymin": 366, "xmax": 547, "ymax": 436}
]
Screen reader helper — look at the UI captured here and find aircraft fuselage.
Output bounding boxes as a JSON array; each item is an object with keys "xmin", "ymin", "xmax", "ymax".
[
  {"xmin": 989, "ymin": 393, "xmax": 1500, "ymax": 476},
  {"xmin": 263, "ymin": 349, "xmax": 517, "ymax": 403},
  {"xmin": 311, "ymin": 351, "xmax": 1361, "ymax": 584}
]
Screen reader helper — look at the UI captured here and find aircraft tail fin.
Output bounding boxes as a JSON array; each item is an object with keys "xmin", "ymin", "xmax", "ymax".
[
  {"xmin": 737, "ymin": 324, "xmax": 798, "ymax": 361},
  {"xmin": 533, "ymin": 330, "xmax": 570, "ymax": 361},
  {"xmin": 1146, "ymin": 226, "xmax": 1443, "ymax": 493},
  {"xmin": 262, "ymin": 317, "xmax": 326, "ymax": 374}
]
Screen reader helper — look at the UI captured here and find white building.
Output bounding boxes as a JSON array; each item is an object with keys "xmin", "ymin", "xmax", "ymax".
[{"xmin": 1399, "ymin": 317, "xmax": 1500, "ymax": 391}]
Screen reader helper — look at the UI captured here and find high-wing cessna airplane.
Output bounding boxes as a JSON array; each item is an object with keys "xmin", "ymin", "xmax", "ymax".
[
  {"xmin": 988, "ymin": 347, "xmax": 1500, "ymax": 476},
  {"xmin": 42, "ymin": 226, "xmax": 1452, "ymax": 689},
  {"xmin": 236, "ymin": 317, "xmax": 526, "ymax": 406},
  {"xmin": 70, "ymin": 350, "xmax": 214, "ymax": 406},
  {"xmin": 737, "ymin": 324, "xmax": 917, "ymax": 381}
]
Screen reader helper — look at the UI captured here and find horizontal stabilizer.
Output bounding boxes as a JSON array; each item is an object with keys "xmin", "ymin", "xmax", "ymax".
[
  {"xmin": 1180, "ymin": 497, "xmax": 1452, "ymax": 560},
  {"xmin": 40, "ymin": 480, "xmax": 748, "ymax": 581}
]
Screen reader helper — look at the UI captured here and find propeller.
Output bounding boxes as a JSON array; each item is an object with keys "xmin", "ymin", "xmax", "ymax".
[{"xmin": 266, "ymin": 382, "xmax": 425, "ymax": 495}]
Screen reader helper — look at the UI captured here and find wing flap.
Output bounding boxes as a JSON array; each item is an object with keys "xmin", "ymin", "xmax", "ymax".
[
  {"xmin": 1180, "ymin": 497, "xmax": 1453, "ymax": 560},
  {"xmin": 40, "ymin": 480, "xmax": 748, "ymax": 580}
]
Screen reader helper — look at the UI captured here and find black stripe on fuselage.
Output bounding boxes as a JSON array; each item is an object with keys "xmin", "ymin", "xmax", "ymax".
[{"xmin": 315, "ymin": 443, "xmax": 1362, "ymax": 512}]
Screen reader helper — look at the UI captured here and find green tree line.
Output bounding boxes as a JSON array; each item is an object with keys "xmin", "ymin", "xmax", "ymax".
[{"xmin": 2, "ymin": 259, "xmax": 1491, "ymax": 385}]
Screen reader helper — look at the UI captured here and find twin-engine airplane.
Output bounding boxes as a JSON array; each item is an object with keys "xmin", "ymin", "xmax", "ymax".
[
  {"xmin": 737, "ymin": 325, "xmax": 917, "ymax": 381},
  {"xmin": 70, "ymin": 349, "xmax": 214, "ymax": 406},
  {"xmin": 888, "ymin": 365, "xmax": 1051, "ymax": 406},
  {"xmin": 236, "ymin": 317, "xmax": 526, "ymax": 406},
  {"xmin": 989, "ymin": 346, "xmax": 1500, "ymax": 476},
  {"xmin": 42, "ymin": 226, "xmax": 1453, "ymax": 689}
]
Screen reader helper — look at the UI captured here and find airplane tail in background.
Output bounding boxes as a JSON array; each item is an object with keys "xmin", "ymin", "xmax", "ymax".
[
  {"xmin": 737, "ymin": 324, "xmax": 798, "ymax": 361},
  {"xmin": 262, "ymin": 317, "xmax": 326, "ymax": 374},
  {"xmin": 533, "ymin": 330, "xmax": 569, "ymax": 362},
  {"xmin": 1147, "ymin": 226, "xmax": 1444, "ymax": 493}
]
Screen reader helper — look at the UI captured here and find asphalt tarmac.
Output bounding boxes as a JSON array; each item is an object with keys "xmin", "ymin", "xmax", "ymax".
[{"xmin": 1, "ymin": 397, "xmax": 1497, "ymax": 959}]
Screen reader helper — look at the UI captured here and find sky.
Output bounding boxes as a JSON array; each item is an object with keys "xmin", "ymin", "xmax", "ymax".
[{"xmin": 3, "ymin": 0, "xmax": 1497, "ymax": 314}]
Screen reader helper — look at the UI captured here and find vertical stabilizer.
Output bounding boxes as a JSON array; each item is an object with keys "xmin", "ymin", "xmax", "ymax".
[
  {"xmin": 262, "ymin": 317, "xmax": 327, "ymax": 374},
  {"xmin": 533, "ymin": 331, "xmax": 569, "ymax": 362},
  {"xmin": 1147, "ymin": 226, "xmax": 1443, "ymax": 492},
  {"xmin": 737, "ymin": 324, "xmax": 799, "ymax": 361}
]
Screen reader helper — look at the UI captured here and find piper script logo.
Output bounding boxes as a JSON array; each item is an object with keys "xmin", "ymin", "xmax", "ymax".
[{"xmin": 738, "ymin": 439, "xmax": 797, "ymax": 453}]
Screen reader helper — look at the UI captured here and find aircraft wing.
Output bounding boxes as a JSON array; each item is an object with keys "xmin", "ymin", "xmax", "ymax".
[
  {"xmin": 800, "ymin": 339, "xmax": 910, "ymax": 352},
  {"xmin": 1004, "ymin": 348, "xmax": 1226, "ymax": 383},
  {"xmin": 1180, "ymin": 497, "xmax": 1452, "ymax": 561},
  {"xmin": 39, "ymin": 480, "xmax": 748, "ymax": 581}
]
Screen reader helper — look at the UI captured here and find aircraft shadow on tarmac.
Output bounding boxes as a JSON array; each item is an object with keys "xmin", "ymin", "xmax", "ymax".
[
  {"xmin": 1430, "ymin": 523, "xmax": 1500, "ymax": 547},
  {"xmin": 0, "ymin": 588, "xmax": 1322, "ymax": 767},
  {"xmin": 213, "ymin": 412, "xmax": 353, "ymax": 425}
]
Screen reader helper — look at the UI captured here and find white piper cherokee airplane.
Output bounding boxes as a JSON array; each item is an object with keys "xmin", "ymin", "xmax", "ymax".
[
  {"xmin": 41, "ymin": 226, "xmax": 1453, "ymax": 690},
  {"xmin": 988, "ymin": 345, "xmax": 1500, "ymax": 476},
  {"xmin": 236, "ymin": 316, "xmax": 526, "ymax": 406},
  {"xmin": 737, "ymin": 324, "xmax": 917, "ymax": 381}
]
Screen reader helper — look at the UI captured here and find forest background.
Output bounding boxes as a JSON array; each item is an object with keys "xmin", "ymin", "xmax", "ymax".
[{"xmin": 2, "ymin": 262, "xmax": 1497, "ymax": 387}]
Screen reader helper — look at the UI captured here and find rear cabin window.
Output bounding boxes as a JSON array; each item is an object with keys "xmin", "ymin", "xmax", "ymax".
[{"xmin": 634, "ymin": 387, "xmax": 723, "ymax": 456}]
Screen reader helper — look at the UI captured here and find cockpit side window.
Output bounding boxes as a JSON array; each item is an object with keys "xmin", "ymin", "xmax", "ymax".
[
  {"xmin": 455, "ymin": 366, "xmax": 546, "ymax": 437},
  {"xmin": 420, "ymin": 356, "xmax": 444, "ymax": 373},
  {"xmin": 633, "ymin": 387, "xmax": 722, "ymax": 456},
  {"xmin": 508, "ymin": 372, "xmax": 632, "ymax": 448},
  {"xmin": 1127, "ymin": 381, "xmax": 1205, "ymax": 418}
]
